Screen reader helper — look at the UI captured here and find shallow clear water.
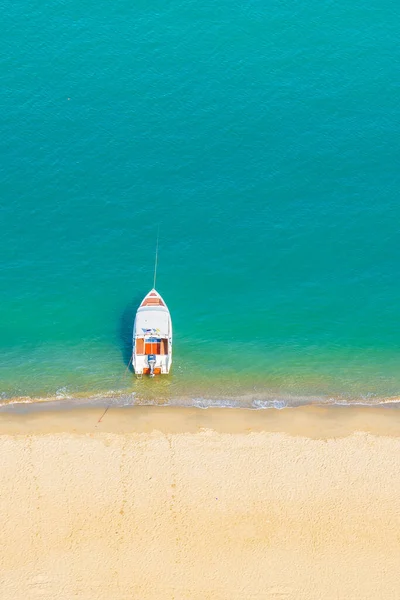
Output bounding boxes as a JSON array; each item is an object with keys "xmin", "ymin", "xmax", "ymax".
[{"xmin": 1, "ymin": 0, "xmax": 400, "ymax": 407}]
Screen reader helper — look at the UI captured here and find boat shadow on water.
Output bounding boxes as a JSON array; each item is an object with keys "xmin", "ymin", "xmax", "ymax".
[{"xmin": 118, "ymin": 294, "xmax": 145, "ymax": 371}]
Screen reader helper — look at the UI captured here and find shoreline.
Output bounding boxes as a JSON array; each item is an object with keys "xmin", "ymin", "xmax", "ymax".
[
  {"xmin": 1, "ymin": 403, "xmax": 400, "ymax": 438},
  {"xmin": 1, "ymin": 386, "xmax": 400, "ymax": 415}
]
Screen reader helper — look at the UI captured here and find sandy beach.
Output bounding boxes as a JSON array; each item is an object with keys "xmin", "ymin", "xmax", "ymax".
[{"xmin": 1, "ymin": 405, "xmax": 400, "ymax": 599}]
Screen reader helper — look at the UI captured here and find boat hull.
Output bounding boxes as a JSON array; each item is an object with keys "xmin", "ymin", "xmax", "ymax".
[{"xmin": 132, "ymin": 289, "xmax": 172, "ymax": 376}]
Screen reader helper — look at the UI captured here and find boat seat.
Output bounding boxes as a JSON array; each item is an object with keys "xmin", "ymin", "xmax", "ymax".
[{"xmin": 141, "ymin": 297, "xmax": 165, "ymax": 307}]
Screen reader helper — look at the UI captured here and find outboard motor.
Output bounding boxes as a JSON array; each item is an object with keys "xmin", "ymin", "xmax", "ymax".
[{"xmin": 148, "ymin": 354, "xmax": 156, "ymax": 377}]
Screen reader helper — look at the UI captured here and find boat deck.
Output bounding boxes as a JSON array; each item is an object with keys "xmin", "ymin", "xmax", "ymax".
[
  {"xmin": 141, "ymin": 294, "xmax": 165, "ymax": 308},
  {"xmin": 135, "ymin": 338, "xmax": 168, "ymax": 355}
]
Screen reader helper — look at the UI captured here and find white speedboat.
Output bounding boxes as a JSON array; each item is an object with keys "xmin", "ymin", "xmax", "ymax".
[{"xmin": 132, "ymin": 289, "xmax": 172, "ymax": 376}]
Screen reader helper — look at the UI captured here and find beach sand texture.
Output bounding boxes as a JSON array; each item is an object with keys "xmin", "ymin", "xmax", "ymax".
[{"xmin": 1, "ymin": 406, "xmax": 400, "ymax": 599}]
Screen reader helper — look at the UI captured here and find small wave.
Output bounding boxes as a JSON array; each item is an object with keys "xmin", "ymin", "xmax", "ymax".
[{"xmin": 1, "ymin": 388, "xmax": 400, "ymax": 413}]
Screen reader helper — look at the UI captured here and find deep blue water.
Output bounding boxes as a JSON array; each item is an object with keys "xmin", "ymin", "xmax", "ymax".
[{"xmin": 1, "ymin": 0, "xmax": 400, "ymax": 406}]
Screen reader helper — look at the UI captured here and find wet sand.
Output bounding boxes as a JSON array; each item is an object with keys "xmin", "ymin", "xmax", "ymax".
[{"xmin": 1, "ymin": 405, "xmax": 400, "ymax": 599}]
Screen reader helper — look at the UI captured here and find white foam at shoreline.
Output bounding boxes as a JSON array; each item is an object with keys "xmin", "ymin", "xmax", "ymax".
[{"xmin": 1, "ymin": 389, "xmax": 400, "ymax": 413}]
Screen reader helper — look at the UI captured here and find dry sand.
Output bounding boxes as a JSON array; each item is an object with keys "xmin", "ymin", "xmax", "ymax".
[{"xmin": 1, "ymin": 405, "xmax": 400, "ymax": 599}]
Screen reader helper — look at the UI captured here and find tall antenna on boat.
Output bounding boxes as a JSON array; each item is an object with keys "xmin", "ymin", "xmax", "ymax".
[{"xmin": 153, "ymin": 225, "xmax": 159, "ymax": 290}]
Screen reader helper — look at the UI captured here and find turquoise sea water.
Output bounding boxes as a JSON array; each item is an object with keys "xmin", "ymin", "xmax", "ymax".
[{"xmin": 1, "ymin": 0, "xmax": 400, "ymax": 407}]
